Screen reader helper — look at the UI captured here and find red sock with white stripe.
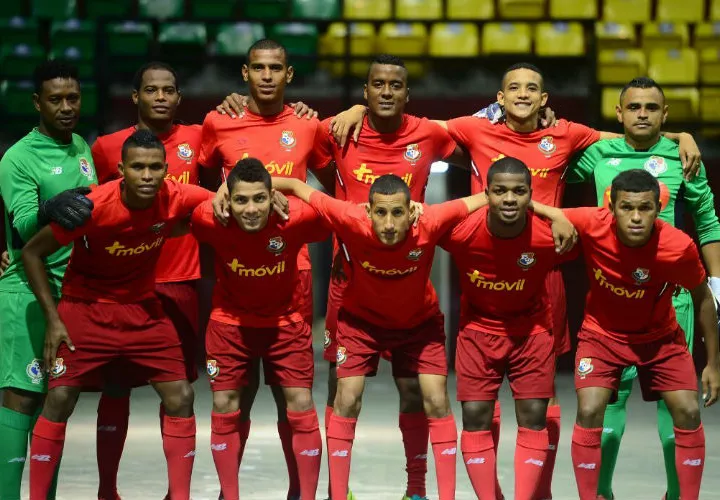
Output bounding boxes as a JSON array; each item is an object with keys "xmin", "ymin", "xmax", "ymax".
[
  {"xmin": 491, "ymin": 401, "xmax": 503, "ymax": 500},
  {"xmin": 162, "ymin": 414, "xmax": 196, "ymax": 500},
  {"xmin": 536, "ymin": 404, "xmax": 560, "ymax": 499},
  {"xmin": 327, "ymin": 413, "xmax": 356, "ymax": 500},
  {"xmin": 428, "ymin": 415, "xmax": 458, "ymax": 500},
  {"xmin": 278, "ymin": 420, "xmax": 301, "ymax": 497},
  {"xmin": 287, "ymin": 409, "xmax": 322, "ymax": 500},
  {"xmin": 399, "ymin": 412, "xmax": 428, "ymax": 497},
  {"xmin": 570, "ymin": 425, "xmax": 602, "ymax": 500},
  {"xmin": 461, "ymin": 430, "xmax": 496, "ymax": 499},
  {"xmin": 211, "ymin": 410, "xmax": 241, "ymax": 500},
  {"xmin": 514, "ymin": 427, "xmax": 549, "ymax": 500},
  {"xmin": 96, "ymin": 394, "xmax": 130, "ymax": 500},
  {"xmin": 29, "ymin": 416, "xmax": 66, "ymax": 500},
  {"xmin": 674, "ymin": 425, "xmax": 705, "ymax": 500}
]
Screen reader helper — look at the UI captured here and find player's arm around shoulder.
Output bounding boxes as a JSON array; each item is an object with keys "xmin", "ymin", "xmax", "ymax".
[{"xmin": 0, "ymin": 151, "xmax": 42, "ymax": 242}]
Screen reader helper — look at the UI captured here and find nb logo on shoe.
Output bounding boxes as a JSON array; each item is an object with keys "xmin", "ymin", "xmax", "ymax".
[
  {"xmin": 300, "ymin": 449, "xmax": 320, "ymax": 457},
  {"xmin": 413, "ymin": 454, "xmax": 427, "ymax": 460},
  {"xmin": 332, "ymin": 450, "xmax": 349, "ymax": 457},
  {"xmin": 183, "ymin": 451, "xmax": 196, "ymax": 458},
  {"xmin": 31, "ymin": 454, "xmax": 51, "ymax": 462},
  {"xmin": 97, "ymin": 425, "xmax": 117, "ymax": 432},
  {"xmin": 683, "ymin": 459, "xmax": 702, "ymax": 466},
  {"xmin": 576, "ymin": 463, "xmax": 596, "ymax": 470},
  {"xmin": 211, "ymin": 443, "xmax": 228, "ymax": 451},
  {"xmin": 441, "ymin": 447, "xmax": 457, "ymax": 455},
  {"xmin": 8, "ymin": 457, "xmax": 26, "ymax": 463},
  {"xmin": 465, "ymin": 457, "xmax": 486, "ymax": 465},
  {"xmin": 525, "ymin": 458, "xmax": 544, "ymax": 467}
]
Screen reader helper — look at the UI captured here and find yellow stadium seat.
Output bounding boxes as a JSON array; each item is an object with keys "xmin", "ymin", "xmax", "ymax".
[
  {"xmin": 549, "ymin": 0, "xmax": 597, "ymax": 19},
  {"xmin": 447, "ymin": 0, "xmax": 494, "ymax": 19},
  {"xmin": 601, "ymin": 87, "xmax": 623, "ymax": 121},
  {"xmin": 597, "ymin": 49, "xmax": 646, "ymax": 84},
  {"xmin": 648, "ymin": 48, "xmax": 698, "ymax": 85},
  {"xmin": 713, "ymin": 0, "xmax": 720, "ymax": 20},
  {"xmin": 498, "ymin": 0, "xmax": 544, "ymax": 19},
  {"xmin": 595, "ymin": 22, "xmax": 637, "ymax": 51},
  {"xmin": 700, "ymin": 87, "xmax": 720, "ymax": 122},
  {"xmin": 343, "ymin": 0, "xmax": 391, "ymax": 19},
  {"xmin": 662, "ymin": 88, "xmax": 699, "ymax": 122},
  {"xmin": 396, "ymin": 0, "xmax": 441, "ymax": 20},
  {"xmin": 603, "ymin": 0, "xmax": 650, "ymax": 23},
  {"xmin": 429, "ymin": 23, "xmax": 479, "ymax": 57},
  {"xmin": 535, "ymin": 22, "xmax": 585, "ymax": 57},
  {"xmin": 656, "ymin": 0, "xmax": 704, "ymax": 22},
  {"xmin": 482, "ymin": 22, "xmax": 532, "ymax": 54},
  {"xmin": 642, "ymin": 23, "xmax": 689, "ymax": 52},
  {"xmin": 324, "ymin": 23, "xmax": 376, "ymax": 78},
  {"xmin": 377, "ymin": 23, "xmax": 427, "ymax": 77},
  {"xmin": 695, "ymin": 23, "xmax": 720, "ymax": 52},
  {"xmin": 700, "ymin": 48, "xmax": 720, "ymax": 84}
]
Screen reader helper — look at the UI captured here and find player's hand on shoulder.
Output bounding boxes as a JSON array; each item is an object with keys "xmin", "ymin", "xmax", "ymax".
[
  {"xmin": 43, "ymin": 319, "xmax": 74, "ymax": 376},
  {"xmin": 0, "ymin": 250, "xmax": 9, "ymax": 276},
  {"xmin": 290, "ymin": 101, "xmax": 318, "ymax": 120},
  {"xmin": 330, "ymin": 105, "xmax": 367, "ymax": 147},
  {"xmin": 539, "ymin": 106, "xmax": 558, "ymax": 128},
  {"xmin": 550, "ymin": 215, "xmax": 578, "ymax": 254},
  {"xmin": 212, "ymin": 183, "xmax": 230, "ymax": 226},
  {"xmin": 677, "ymin": 133, "xmax": 702, "ymax": 180},
  {"xmin": 272, "ymin": 190, "xmax": 290, "ymax": 221},
  {"xmin": 410, "ymin": 201, "xmax": 424, "ymax": 227},
  {"xmin": 701, "ymin": 361, "xmax": 720, "ymax": 407},
  {"xmin": 38, "ymin": 187, "xmax": 94, "ymax": 230},
  {"xmin": 473, "ymin": 102, "xmax": 504, "ymax": 124},
  {"xmin": 216, "ymin": 93, "xmax": 248, "ymax": 119}
]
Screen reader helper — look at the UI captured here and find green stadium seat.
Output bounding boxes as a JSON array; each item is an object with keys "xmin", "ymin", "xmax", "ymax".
[
  {"xmin": 549, "ymin": 0, "xmax": 597, "ymax": 19},
  {"xmin": 106, "ymin": 21, "xmax": 153, "ymax": 56},
  {"xmin": 377, "ymin": 23, "xmax": 427, "ymax": 77},
  {"xmin": 344, "ymin": 0, "xmax": 391, "ymax": 20},
  {"xmin": 51, "ymin": 19, "xmax": 96, "ymax": 58},
  {"xmin": 0, "ymin": 17, "xmax": 40, "ymax": 47},
  {"xmin": 268, "ymin": 23, "xmax": 319, "ymax": 75},
  {"xmin": 656, "ymin": 0, "xmax": 704, "ymax": 23},
  {"xmin": 648, "ymin": 48, "xmax": 698, "ymax": 85},
  {"xmin": 696, "ymin": 23, "xmax": 720, "ymax": 52},
  {"xmin": 642, "ymin": 23, "xmax": 689, "ymax": 54},
  {"xmin": 0, "ymin": 80, "xmax": 35, "ymax": 115},
  {"xmin": 595, "ymin": 22, "xmax": 636, "ymax": 51},
  {"xmin": 663, "ymin": 88, "xmax": 699, "ymax": 122},
  {"xmin": 291, "ymin": 0, "xmax": 340, "ymax": 19},
  {"xmin": 700, "ymin": 48, "xmax": 720, "ymax": 84},
  {"xmin": 0, "ymin": 44, "xmax": 46, "ymax": 80},
  {"xmin": 535, "ymin": 22, "xmax": 585, "ymax": 57},
  {"xmin": 32, "ymin": 0, "xmax": 77, "ymax": 19},
  {"xmin": 700, "ymin": 87, "xmax": 720, "ymax": 122},
  {"xmin": 191, "ymin": 0, "xmax": 238, "ymax": 18},
  {"xmin": 602, "ymin": 0, "xmax": 650, "ymax": 23},
  {"xmin": 430, "ymin": 23, "xmax": 479, "ymax": 56},
  {"xmin": 396, "ymin": 0, "xmax": 442, "ymax": 20},
  {"xmin": 215, "ymin": 23, "xmax": 265, "ymax": 56},
  {"xmin": 80, "ymin": 81, "xmax": 98, "ymax": 116},
  {"xmin": 5, "ymin": 0, "xmax": 24, "ymax": 17},
  {"xmin": 138, "ymin": 0, "xmax": 184, "ymax": 20},
  {"xmin": 49, "ymin": 46, "xmax": 93, "ymax": 79},
  {"xmin": 158, "ymin": 22, "xmax": 208, "ymax": 62},
  {"xmin": 323, "ymin": 23, "xmax": 376, "ymax": 78},
  {"xmin": 597, "ymin": 49, "xmax": 646, "ymax": 84},
  {"xmin": 600, "ymin": 87, "xmax": 622, "ymax": 121},
  {"xmin": 483, "ymin": 22, "xmax": 532, "ymax": 54},
  {"xmin": 244, "ymin": 0, "xmax": 289, "ymax": 20},
  {"xmin": 85, "ymin": 0, "xmax": 134, "ymax": 19},
  {"xmin": 713, "ymin": 0, "xmax": 720, "ymax": 21},
  {"xmin": 498, "ymin": 0, "xmax": 544, "ymax": 19},
  {"xmin": 447, "ymin": 0, "xmax": 494, "ymax": 19}
]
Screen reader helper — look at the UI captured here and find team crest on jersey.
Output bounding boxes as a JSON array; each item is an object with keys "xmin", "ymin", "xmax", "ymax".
[
  {"xmin": 324, "ymin": 330, "xmax": 331, "ymax": 348},
  {"xmin": 206, "ymin": 359, "xmax": 220, "ymax": 379},
  {"xmin": 280, "ymin": 130, "xmax": 296, "ymax": 149},
  {"xmin": 577, "ymin": 358, "xmax": 593, "ymax": 378},
  {"xmin": 407, "ymin": 248, "xmax": 423, "ymax": 261},
  {"xmin": 51, "ymin": 358, "xmax": 66, "ymax": 378},
  {"xmin": 517, "ymin": 252, "xmax": 536, "ymax": 270},
  {"xmin": 177, "ymin": 143, "xmax": 194, "ymax": 162},
  {"xmin": 267, "ymin": 236, "xmax": 286, "ymax": 254},
  {"xmin": 632, "ymin": 267, "xmax": 650, "ymax": 284},
  {"xmin": 537, "ymin": 136, "xmax": 556, "ymax": 155},
  {"xmin": 643, "ymin": 156, "xmax": 667, "ymax": 177},
  {"xmin": 26, "ymin": 358, "xmax": 44, "ymax": 384},
  {"xmin": 150, "ymin": 222, "xmax": 166, "ymax": 234},
  {"xmin": 404, "ymin": 143, "xmax": 422, "ymax": 163},
  {"xmin": 78, "ymin": 157, "xmax": 93, "ymax": 179},
  {"xmin": 336, "ymin": 347, "xmax": 347, "ymax": 365}
]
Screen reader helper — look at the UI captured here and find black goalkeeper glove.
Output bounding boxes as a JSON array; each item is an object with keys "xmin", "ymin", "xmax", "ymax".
[{"xmin": 37, "ymin": 187, "xmax": 94, "ymax": 230}]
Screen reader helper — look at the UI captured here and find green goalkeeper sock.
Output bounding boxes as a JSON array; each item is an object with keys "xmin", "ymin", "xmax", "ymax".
[
  {"xmin": 657, "ymin": 400, "xmax": 680, "ymax": 500},
  {"xmin": 0, "ymin": 406, "xmax": 33, "ymax": 500},
  {"xmin": 30, "ymin": 408, "xmax": 61, "ymax": 500},
  {"xmin": 598, "ymin": 377, "xmax": 633, "ymax": 499}
]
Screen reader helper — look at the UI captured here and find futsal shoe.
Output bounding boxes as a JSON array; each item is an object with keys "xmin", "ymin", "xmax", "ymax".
[
  {"xmin": 402, "ymin": 495, "xmax": 429, "ymax": 500},
  {"xmin": 324, "ymin": 489, "xmax": 356, "ymax": 500}
]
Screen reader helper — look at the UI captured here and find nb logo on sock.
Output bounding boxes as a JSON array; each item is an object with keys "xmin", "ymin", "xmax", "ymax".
[
  {"xmin": 413, "ymin": 454, "xmax": 428, "ymax": 460},
  {"xmin": 576, "ymin": 463, "xmax": 596, "ymax": 470},
  {"xmin": 300, "ymin": 449, "xmax": 320, "ymax": 457},
  {"xmin": 8, "ymin": 457, "xmax": 26, "ymax": 463},
  {"xmin": 211, "ymin": 443, "xmax": 227, "ymax": 451},
  {"xmin": 31, "ymin": 454, "xmax": 51, "ymax": 462},
  {"xmin": 183, "ymin": 451, "xmax": 196, "ymax": 458},
  {"xmin": 683, "ymin": 458, "xmax": 702, "ymax": 466},
  {"xmin": 547, "ymin": 444, "xmax": 556, "ymax": 451},
  {"xmin": 332, "ymin": 450, "xmax": 349, "ymax": 457},
  {"xmin": 602, "ymin": 428, "xmax": 613, "ymax": 434},
  {"xmin": 465, "ymin": 457, "xmax": 486, "ymax": 465},
  {"xmin": 441, "ymin": 447, "xmax": 457, "ymax": 455},
  {"xmin": 98, "ymin": 425, "xmax": 117, "ymax": 432},
  {"xmin": 525, "ymin": 458, "xmax": 544, "ymax": 467}
]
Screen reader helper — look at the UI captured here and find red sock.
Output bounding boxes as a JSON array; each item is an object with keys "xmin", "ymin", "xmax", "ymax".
[
  {"xmin": 399, "ymin": 412, "xmax": 428, "ymax": 497},
  {"xmin": 325, "ymin": 405, "xmax": 333, "ymax": 498},
  {"xmin": 491, "ymin": 401, "xmax": 503, "ymax": 500},
  {"xmin": 461, "ymin": 430, "xmax": 496, "ymax": 499},
  {"xmin": 29, "ymin": 416, "xmax": 66, "ymax": 500},
  {"xmin": 96, "ymin": 394, "xmax": 130, "ymax": 500},
  {"xmin": 287, "ymin": 409, "xmax": 322, "ymax": 500},
  {"xmin": 327, "ymin": 413, "xmax": 356, "ymax": 500},
  {"xmin": 514, "ymin": 427, "xmax": 549, "ymax": 500},
  {"xmin": 211, "ymin": 410, "xmax": 241, "ymax": 500},
  {"xmin": 428, "ymin": 415, "xmax": 458, "ymax": 500},
  {"xmin": 238, "ymin": 418, "xmax": 251, "ymax": 463},
  {"xmin": 570, "ymin": 425, "xmax": 602, "ymax": 500},
  {"xmin": 674, "ymin": 425, "xmax": 705, "ymax": 500},
  {"xmin": 162, "ymin": 414, "xmax": 196, "ymax": 500},
  {"xmin": 536, "ymin": 405, "xmax": 560, "ymax": 499},
  {"xmin": 278, "ymin": 420, "xmax": 301, "ymax": 497}
]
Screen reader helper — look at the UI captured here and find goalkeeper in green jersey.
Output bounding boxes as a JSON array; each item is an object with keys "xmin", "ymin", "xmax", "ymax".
[
  {"xmin": 0, "ymin": 60, "xmax": 96, "ymax": 499},
  {"xmin": 567, "ymin": 77, "xmax": 720, "ymax": 500}
]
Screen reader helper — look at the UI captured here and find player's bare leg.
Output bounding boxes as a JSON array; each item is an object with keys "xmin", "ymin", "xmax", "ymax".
[
  {"xmin": 572, "ymin": 387, "xmax": 613, "ymax": 500},
  {"xmin": 417, "ymin": 374, "xmax": 457, "ymax": 500},
  {"xmin": 238, "ymin": 358, "xmax": 260, "ymax": 456},
  {"xmin": 461, "ymin": 400, "xmax": 497, "ymax": 499},
  {"xmin": 281, "ymin": 386, "xmax": 322, "ymax": 500},
  {"xmin": 394, "ymin": 376, "xmax": 429, "ymax": 500},
  {"xmin": 513, "ymin": 398, "xmax": 550, "ymax": 500},
  {"xmin": 96, "ymin": 384, "xmax": 131, "ymax": 500},
  {"xmin": 328, "ymin": 375, "xmax": 366, "ymax": 500}
]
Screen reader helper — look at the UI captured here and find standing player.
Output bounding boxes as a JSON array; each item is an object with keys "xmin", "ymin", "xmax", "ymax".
[
  {"xmin": 192, "ymin": 158, "xmax": 330, "ymax": 500},
  {"xmin": 567, "ymin": 77, "xmax": 720, "ymax": 500},
  {"xmin": 561, "ymin": 169, "xmax": 720, "ymax": 500},
  {"xmin": 21, "ymin": 130, "xmax": 213, "ymax": 500},
  {"xmin": 439, "ymin": 157, "xmax": 578, "ymax": 500}
]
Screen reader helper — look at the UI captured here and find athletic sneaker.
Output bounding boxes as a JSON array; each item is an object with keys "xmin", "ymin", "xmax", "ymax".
[
  {"xmin": 402, "ymin": 495, "xmax": 429, "ymax": 500},
  {"xmin": 324, "ymin": 490, "xmax": 356, "ymax": 500}
]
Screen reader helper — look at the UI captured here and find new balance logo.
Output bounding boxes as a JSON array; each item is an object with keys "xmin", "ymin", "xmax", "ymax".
[
  {"xmin": 525, "ymin": 458, "xmax": 545, "ymax": 467},
  {"xmin": 332, "ymin": 450, "xmax": 349, "ymax": 457},
  {"xmin": 31, "ymin": 454, "xmax": 51, "ymax": 462},
  {"xmin": 683, "ymin": 459, "xmax": 702, "ymax": 466},
  {"xmin": 547, "ymin": 444, "xmax": 557, "ymax": 451},
  {"xmin": 466, "ymin": 457, "xmax": 486, "ymax": 465},
  {"xmin": 211, "ymin": 443, "xmax": 227, "ymax": 451},
  {"xmin": 183, "ymin": 451, "xmax": 196, "ymax": 458},
  {"xmin": 602, "ymin": 427, "xmax": 614, "ymax": 434},
  {"xmin": 413, "ymin": 454, "xmax": 428, "ymax": 460},
  {"xmin": 7, "ymin": 457, "xmax": 26, "ymax": 463},
  {"xmin": 441, "ymin": 447, "xmax": 457, "ymax": 455},
  {"xmin": 300, "ymin": 449, "xmax": 320, "ymax": 457},
  {"xmin": 576, "ymin": 463, "xmax": 596, "ymax": 470},
  {"xmin": 97, "ymin": 425, "xmax": 117, "ymax": 432}
]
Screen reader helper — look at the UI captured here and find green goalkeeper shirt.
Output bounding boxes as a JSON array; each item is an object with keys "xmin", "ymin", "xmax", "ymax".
[
  {"xmin": 567, "ymin": 136, "xmax": 720, "ymax": 246},
  {"xmin": 0, "ymin": 128, "xmax": 96, "ymax": 296}
]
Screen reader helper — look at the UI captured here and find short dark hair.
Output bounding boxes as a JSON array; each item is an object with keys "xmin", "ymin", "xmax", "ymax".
[
  {"xmin": 247, "ymin": 38, "xmax": 287, "ymax": 63},
  {"xmin": 487, "ymin": 156, "xmax": 532, "ymax": 187},
  {"xmin": 369, "ymin": 174, "xmax": 411, "ymax": 205},
  {"xmin": 132, "ymin": 61, "xmax": 179, "ymax": 91},
  {"xmin": 610, "ymin": 169, "xmax": 660, "ymax": 205},
  {"xmin": 619, "ymin": 77, "xmax": 664, "ymax": 104},
  {"xmin": 227, "ymin": 157, "xmax": 272, "ymax": 192},
  {"xmin": 121, "ymin": 129, "xmax": 166, "ymax": 163},
  {"xmin": 501, "ymin": 62, "xmax": 544, "ymax": 90},
  {"xmin": 368, "ymin": 54, "xmax": 407, "ymax": 79},
  {"xmin": 33, "ymin": 60, "xmax": 79, "ymax": 94}
]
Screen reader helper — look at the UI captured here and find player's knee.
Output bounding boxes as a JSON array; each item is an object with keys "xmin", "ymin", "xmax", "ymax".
[
  {"xmin": 422, "ymin": 390, "xmax": 450, "ymax": 419},
  {"xmin": 576, "ymin": 399, "xmax": 605, "ymax": 427},
  {"xmin": 213, "ymin": 391, "xmax": 239, "ymax": 414},
  {"xmin": 672, "ymin": 403, "xmax": 701, "ymax": 430},
  {"xmin": 42, "ymin": 387, "xmax": 79, "ymax": 422},
  {"xmin": 396, "ymin": 377, "xmax": 424, "ymax": 413},
  {"xmin": 163, "ymin": 382, "xmax": 195, "ymax": 417},
  {"xmin": 516, "ymin": 399, "xmax": 548, "ymax": 430},
  {"xmin": 285, "ymin": 389, "xmax": 314, "ymax": 413},
  {"xmin": 326, "ymin": 364, "xmax": 338, "ymax": 407},
  {"xmin": 334, "ymin": 387, "xmax": 362, "ymax": 417},
  {"xmin": 2, "ymin": 387, "xmax": 43, "ymax": 415},
  {"xmin": 462, "ymin": 402, "xmax": 493, "ymax": 431}
]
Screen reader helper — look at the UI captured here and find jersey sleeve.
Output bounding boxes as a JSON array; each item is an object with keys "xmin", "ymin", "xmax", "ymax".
[
  {"xmin": 90, "ymin": 138, "xmax": 120, "ymax": 184},
  {"xmin": 566, "ymin": 121, "xmax": 601, "ymax": 153},
  {"xmin": 426, "ymin": 199, "xmax": 469, "ymax": 238},
  {"xmin": 667, "ymin": 239, "xmax": 706, "ymax": 290},
  {"xmin": 428, "ymin": 121, "xmax": 458, "ymax": 160},
  {"xmin": 179, "ymin": 184, "xmax": 214, "ymax": 213},
  {"xmin": 681, "ymin": 163, "xmax": 720, "ymax": 246},
  {"xmin": 437, "ymin": 213, "xmax": 474, "ymax": 252},
  {"xmin": 566, "ymin": 142, "xmax": 602, "ymax": 184},
  {"xmin": 445, "ymin": 117, "xmax": 484, "ymax": 149},
  {"xmin": 293, "ymin": 197, "xmax": 332, "ymax": 242},
  {"xmin": 561, "ymin": 207, "xmax": 598, "ymax": 238},
  {"xmin": 189, "ymin": 201, "xmax": 215, "ymax": 244},
  {"xmin": 0, "ymin": 154, "xmax": 41, "ymax": 247},
  {"xmin": 308, "ymin": 118, "xmax": 334, "ymax": 170},
  {"xmin": 197, "ymin": 113, "xmax": 220, "ymax": 169},
  {"xmin": 307, "ymin": 190, "xmax": 360, "ymax": 234}
]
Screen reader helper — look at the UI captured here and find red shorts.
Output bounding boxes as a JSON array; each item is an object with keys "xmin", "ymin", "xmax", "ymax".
[
  {"xmin": 156, "ymin": 281, "xmax": 199, "ymax": 382},
  {"xmin": 205, "ymin": 319, "xmax": 314, "ymax": 391},
  {"xmin": 456, "ymin": 328, "xmax": 555, "ymax": 401},
  {"xmin": 324, "ymin": 277, "xmax": 347, "ymax": 362},
  {"xmin": 335, "ymin": 311, "xmax": 447, "ymax": 379},
  {"xmin": 49, "ymin": 298, "xmax": 187, "ymax": 390},
  {"xmin": 293, "ymin": 269, "xmax": 313, "ymax": 327},
  {"xmin": 545, "ymin": 267, "xmax": 570, "ymax": 355},
  {"xmin": 574, "ymin": 328, "xmax": 698, "ymax": 401}
]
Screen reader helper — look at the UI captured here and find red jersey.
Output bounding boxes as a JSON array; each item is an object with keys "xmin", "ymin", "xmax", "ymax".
[
  {"xmin": 191, "ymin": 198, "xmax": 329, "ymax": 327},
  {"xmin": 308, "ymin": 191, "xmax": 468, "ymax": 329},
  {"xmin": 446, "ymin": 118, "xmax": 600, "ymax": 205},
  {"xmin": 91, "ymin": 124, "xmax": 203, "ymax": 283},
  {"xmin": 198, "ymin": 106, "xmax": 329, "ymax": 270},
  {"xmin": 52, "ymin": 180, "xmax": 212, "ymax": 303},
  {"xmin": 563, "ymin": 207, "xmax": 706, "ymax": 343},
  {"xmin": 439, "ymin": 208, "xmax": 577, "ymax": 336}
]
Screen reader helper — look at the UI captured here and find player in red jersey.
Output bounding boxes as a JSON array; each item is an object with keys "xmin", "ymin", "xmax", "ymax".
[
  {"xmin": 21, "ymin": 130, "xmax": 213, "ymax": 500},
  {"xmin": 192, "ymin": 158, "xmax": 330, "ymax": 500},
  {"xmin": 557, "ymin": 169, "xmax": 720, "ymax": 500},
  {"xmin": 439, "ymin": 157, "xmax": 578, "ymax": 500}
]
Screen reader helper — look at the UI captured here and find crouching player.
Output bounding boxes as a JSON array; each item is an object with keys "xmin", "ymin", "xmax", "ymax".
[
  {"xmin": 190, "ymin": 158, "xmax": 329, "ymax": 500},
  {"xmin": 21, "ymin": 130, "xmax": 213, "ymax": 500},
  {"xmin": 561, "ymin": 169, "xmax": 720, "ymax": 500}
]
